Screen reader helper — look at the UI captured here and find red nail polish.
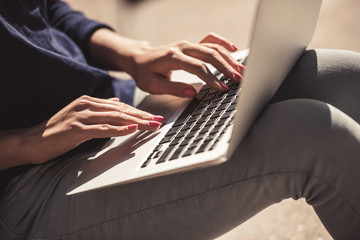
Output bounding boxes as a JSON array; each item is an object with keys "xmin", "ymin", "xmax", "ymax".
[
  {"xmin": 238, "ymin": 64, "xmax": 245, "ymax": 72},
  {"xmin": 127, "ymin": 124, "xmax": 138, "ymax": 131},
  {"xmin": 219, "ymin": 81, "xmax": 229, "ymax": 90},
  {"xmin": 231, "ymin": 43, "xmax": 238, "ymax": 51},
  {"xmin": 149, "ymin": 121, "xmax": 161, "ymax": 127},
  {"xmin": 154, "ymin": 116, "xmax": 166, "ymax": 123},
  {"xmin": 233, "ymin": 72, "xmax": 243, "ymax": 81},
  {"xmin": 184, "ymin": 88, "xmax": 196, "ymax": 97}
]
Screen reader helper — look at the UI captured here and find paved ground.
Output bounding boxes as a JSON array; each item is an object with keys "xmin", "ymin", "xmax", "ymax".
[{"xmin": 66, "ymin": 0, "xmax": 359, "ymax": 239}]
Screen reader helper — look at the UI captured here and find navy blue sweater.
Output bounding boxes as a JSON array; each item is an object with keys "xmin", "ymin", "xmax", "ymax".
[
  {"xmin": 0, "ymin": 0, "xmax": 135, "ymax": 130},
  {"xmin": 0, "ymin": 0, "xmax": 136, "ymax": 190}
]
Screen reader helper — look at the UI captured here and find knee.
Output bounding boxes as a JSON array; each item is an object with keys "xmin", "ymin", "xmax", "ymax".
[
  {"xmin": 254, "ymin": 99, "xmax": 334, "ymax": 143},
  {"xmin": 313, "ymin": 49, "xmax": 360, "ymax": 77},
  {"xmin": 249, "ymin": 98, "xmax": 360, "ymax": 161},
  {"xmin": 248, "ymin": 99, "xmax": 360, "ymax": 198}
]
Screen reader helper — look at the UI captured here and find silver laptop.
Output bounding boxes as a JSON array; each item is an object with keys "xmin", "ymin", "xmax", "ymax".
[{"xmin": 67, "ymin": 0, "xmax": 322, "ymax": 195}]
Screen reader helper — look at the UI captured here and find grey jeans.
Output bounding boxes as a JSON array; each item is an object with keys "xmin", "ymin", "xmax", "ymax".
[{"xmin": 1, "ymin": 49, "xmax": 360, "ymax": 240}]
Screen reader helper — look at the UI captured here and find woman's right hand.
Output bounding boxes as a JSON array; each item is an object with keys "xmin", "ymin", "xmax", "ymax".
[{"xmin": 0, "ymin": 95, "xmax": 165, "ymax": 170}]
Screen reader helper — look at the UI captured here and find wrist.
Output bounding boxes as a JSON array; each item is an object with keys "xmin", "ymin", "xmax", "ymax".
[
  {"xmin": 88, "ymin": 28, "xmax": 152, "ymax": 75},
  {"xmin": 0, "ymin": 126, "xmax": 44, "ymax": 170}
]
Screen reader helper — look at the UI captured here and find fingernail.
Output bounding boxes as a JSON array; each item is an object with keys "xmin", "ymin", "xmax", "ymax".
[
  {"xmin": 149, "ymin": 121, "xmax": 162, "ymax": 128},
  {"xmin": 184, "ymin": 88, "xmax": 197, "ymax": 98},
  {"xmin": 154, "ymin": 116, "xmax": 166, "ymax": 123},
  {"xmin": 233, "ymin": 72, "xmax": 243, "ymax": 81},
  {"xmin": 219, "ymin": 81, "xmax": 229, "ymax": 90},
  {"xmin": 127, "ymin": 124, "xmax": 138, "ymax": 131},
  {"xmin": 231, "ymin": 43, "xmax": 238, "ymax": 51},
  {"xmin": 238, "ymin": 64, "xmax": 245, "ymax": 72}
]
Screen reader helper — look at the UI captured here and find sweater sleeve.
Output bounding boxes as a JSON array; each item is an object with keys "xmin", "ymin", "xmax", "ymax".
[{"xmin": 46, "ymin": 0, "xmax": 113, "ymax": 57}]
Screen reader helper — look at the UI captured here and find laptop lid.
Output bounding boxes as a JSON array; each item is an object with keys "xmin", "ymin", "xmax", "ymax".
[{"xmin": 228, "ymin": 0, "xmax": 322, "ymax": 157}]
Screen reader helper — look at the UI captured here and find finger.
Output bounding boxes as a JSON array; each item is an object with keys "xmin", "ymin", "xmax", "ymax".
[
  {"xmin": 76, "ymin": 96, "xmax": 165, "ymax": 123},
  {"xmin": 201, "ymin": 43, "xmax": 245, "ymax": 74},
  {"xmin": 143, "ymin": 74, "xmax": 198, "ymax": 98},
  {"xmin": 76, "ymin": 95, "xmax": 120, "ymax": 107},
  {"xmin": 170, "ymin": 54, "xmax": 230, "ymax": 91},
  {"xmin": 108, "ymin": 97, "xmax": 120, "ymax": 102},
  {"xmin": 115, "ymin": 102, "xmax": 166, "ymax": 123},
  {"xmin": 183, "ymin": 44, "xmax": 243, "ymax": 83},
  {"xmin": 82, "ymin": 111, "xmax": 162, "ymax": 131},
  {"xmin": 199, "ymin": 32, "xmax": 238, "ymax": 52},
  {"xmin": 81, "ymin": 124, "xmax": 139, "ymax": 139}
]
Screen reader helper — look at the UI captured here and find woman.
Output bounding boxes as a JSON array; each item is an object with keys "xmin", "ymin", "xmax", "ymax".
[{"xmin": 0, "ymin": 0, "xmax": 359, "ymax": 239}]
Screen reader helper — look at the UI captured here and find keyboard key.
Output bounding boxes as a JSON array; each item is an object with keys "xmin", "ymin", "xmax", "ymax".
[
  {"xmin": 169, "ymin": 147, "xmax": 184, "ymax": 160},
  {"xmin": 227, "ymin": 104, "xmax": 237, "ymax": 112},
  {"xmin": 166, "ymin": 126, "xmax": 180, "ymax": 136},
  {"xmin": 204, "ymin": 118, "xmax": 217, "ymax": 126},
  {"xmin": 184, "ymin": 131, "xmax": 197, "ymax": 139},
  {"xmin": 210, "ymin": 111, "xmax": 223, "ymax": 119},
  {"xmin": 179, "ymin": 137, "xmax": 192, "ymax": 147},
  {"xmin": 197, "ymin": 101, "xmax": 209, "ymax": 109},
  {"xmin": 209, "ymin": 140, "xmax": 220, "ymax": 151},
  {"xmin": 141, "ymin": 158, "xmax": 152, "ymax": 168},
  {"xmin": 197, "ymin": 115, "xmax": 209, "ymax": 124},
  {"xmin": 217, "ymin": 103, "xmax": 229, "ymax": 111},
  {"xmin": 153, "ymin": 150, "xmax": 162, "ymax": 159},
  {"xmin": 192, "ymin": 108, "xmax": 204, "ymax": 116},
  {"xmin": 202, "ymin": 108, "xmax": 214, "ymax": 117},
  {"xmin": 175, "ymin": 129, "xmax": 188, "ymax": 139},
  {"xmin": 191, "ymin": 122, "xmax": 203, "ymax": 131},
  {"xmin": 181, "ymin": 122, "xmax": 194, "ymax": 131},
  {"xmin": 203, "ymin": 94, "xmax": 215, "ymax": 102},
  {"xmin": 169, "ymin": 137, "xmax": 182, "ymax": 146},
  {"xmin": 221, "ymin": 111, "xmax": 233, "ymax": 120},
  {"xmin": 199, "ymin": 126, "xmax": 211, "ymax": 134},
  {"xmin": 160, "ymin": 135, "xmax": 174, "ymax": 144},
  {"xmin": 222, "ymin": 96, "xmax": 234, "ymax": 104},
  {"xmin": 196, "ymin": 140, "xmax": 212, "ymax": 153},
  {"xmin": 183, "ymin": 148, "xmax": 195, "ymax": 157},
  {"xmin": 173, "ymin": 99, "xmax": 201, "ymax": 127},
  {"xmin": 210, "ymin": 126, "xmax": 222, "ymax": 135},
  {"xmin": 195, "ymin": 89, "xmax": 208, "ymax": 100},
  {"xmin": 217, "ymin": 118, "xmax": 227, "ymax": 126},
  {"xmin": 156, "ymin": 146, "xmax": 175, "ymax": 164},
  {"xmin": 227, "ymin": 87, "xmax": 240, "ymax": 97},
  {"xmin": 205, "ymin": 134, "xmax": 217, "ymax": 142},
  {"xmin": 187, "ymin": 114, "xmax": 200, "ymax": 124},
  {"xmin": 208, "ymin": 101, "xmax": 219, "ymax": 109}
]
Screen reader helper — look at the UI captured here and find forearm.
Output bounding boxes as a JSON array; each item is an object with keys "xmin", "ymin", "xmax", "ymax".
[
  {"xmin": 88, "ymin": 28, "xmax": 151, "ymax": 75},
  {"xmin": 0, "ymin": 128, "xmax": 41, "ymax": 170}
]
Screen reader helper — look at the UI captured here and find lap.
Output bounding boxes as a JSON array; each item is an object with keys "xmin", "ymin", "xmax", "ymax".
[
  {"xmin": 2, "ymin": 99, "xmax": 360, "ymax": 239},
  {"xmin": 2, "ymin": 49, "xmax": 360, "ymax": 239}
]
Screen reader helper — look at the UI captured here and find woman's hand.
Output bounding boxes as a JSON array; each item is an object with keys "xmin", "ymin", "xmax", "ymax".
[
  {"xmin": 90, "ymin": 30, "xmax": 244, "ymax": 98},
  {"xmin": 131, "ymin": 33, "xmax": 244, "ymax": 98},
  {"xmin": 0, "ymin": 95, "xmax": 165, "ymax": 169}
]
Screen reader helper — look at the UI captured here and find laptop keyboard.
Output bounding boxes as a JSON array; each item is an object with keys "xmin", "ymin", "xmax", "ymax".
[
  {"xmin": 141, "ymin": 76, "xmax": 242, "ymax": 168},
  {"xmin": 141, "ymin": 56, "xmax": 246, "ymax": 168}
]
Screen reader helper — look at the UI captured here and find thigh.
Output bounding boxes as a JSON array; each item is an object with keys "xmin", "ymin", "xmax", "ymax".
[
  {"xmin": 1, "ymin": 99, "xmax": 360, "ymax": 240},
  {"xmin": 272, "ymin": 49, "xmax": 360, "ymax": 123}
]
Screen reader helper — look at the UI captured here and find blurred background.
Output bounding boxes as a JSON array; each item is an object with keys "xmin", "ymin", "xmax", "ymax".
[{"xmin": 65, "ymin": 0, "xmax": 359, "ymax": 239}]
